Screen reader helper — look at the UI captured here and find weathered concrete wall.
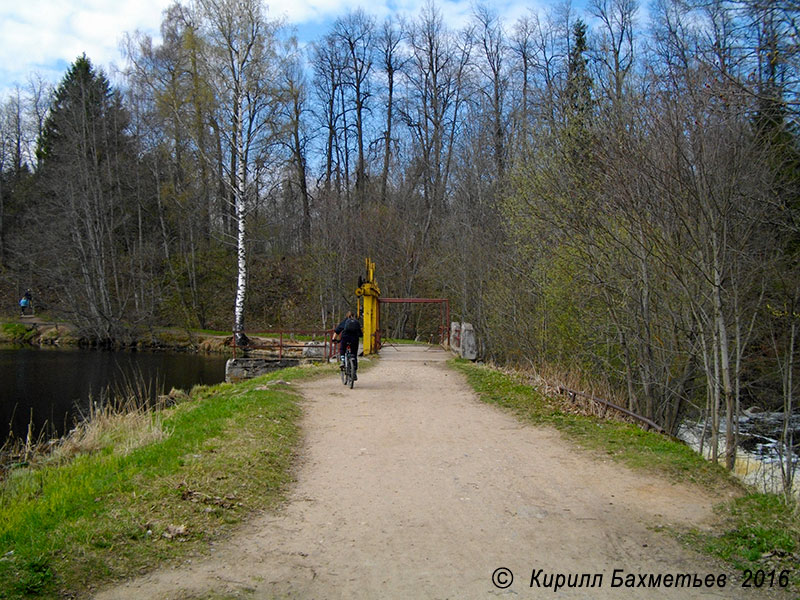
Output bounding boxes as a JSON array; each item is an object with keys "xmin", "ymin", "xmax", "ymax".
[
  {"xmin": 460, "ymin": 323, "xmax": 477, "ymax": 360},
  {"xmin": 450, "ymin": 322, "xmax": 477, "ymax": 360},
  {"xmin": 225, "ymin": 358, "xmax": 300, "ymax": 382},
  {"xmin": 226, "ymin": 342, "xmax": 330, "ymax": 382}
]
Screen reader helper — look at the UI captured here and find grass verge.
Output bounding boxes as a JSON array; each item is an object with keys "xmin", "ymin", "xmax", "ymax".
[
  {"xmin": 680, "ymin": 494, "xmax": 800, "ymax": 589},
  {"xmin": 0, "ymin": 363, "xmax": 333, "ymax": 599},
  {"xmin": 450, "ymin": 359, "xmax": 800, "ymax": 591}
]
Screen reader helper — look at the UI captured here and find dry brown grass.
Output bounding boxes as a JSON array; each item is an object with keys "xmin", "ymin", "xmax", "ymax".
[
  {"xmin": 521, "ymin": 361, "xmax": 623, "ymax": 400},
  {"xmin": 0, "ymin": 382, "xmax": 185, "ymax": 478},
  {"xmin": 487, "ymin": 360, "xmax": 631, "ymax": 421},
  {"xmin": 50, "ymin": 404, "xmax": 169, "ymax": 463}
]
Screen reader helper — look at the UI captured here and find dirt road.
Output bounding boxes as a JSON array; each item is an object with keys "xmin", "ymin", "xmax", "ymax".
[{"xmin": 96, "ymin": 346, "xmax": 773, "ymax": 599}]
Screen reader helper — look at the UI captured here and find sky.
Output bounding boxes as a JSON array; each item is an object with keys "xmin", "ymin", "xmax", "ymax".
[{"xmin": 0, "ymin": 0, "xmax": 540, "ymax": 100}]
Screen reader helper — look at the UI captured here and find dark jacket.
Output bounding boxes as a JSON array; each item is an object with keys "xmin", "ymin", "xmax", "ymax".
[{"xmin": 335, "ymin": 317, "xmax": 363, "ymax": 342}]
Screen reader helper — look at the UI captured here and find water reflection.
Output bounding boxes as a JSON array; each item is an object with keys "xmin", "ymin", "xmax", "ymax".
[{"xmin": 0, "ymin": 348, "xmax": 227, "ymax": 441}]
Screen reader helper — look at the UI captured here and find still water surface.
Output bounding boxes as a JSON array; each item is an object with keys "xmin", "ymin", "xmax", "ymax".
[{"xmin": 0, "ymin": 348, "xmax": 228, "ymax": 441}]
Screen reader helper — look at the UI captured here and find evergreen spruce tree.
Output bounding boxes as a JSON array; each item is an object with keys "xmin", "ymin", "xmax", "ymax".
[
  {"xmin": 37, "ymin": 55, "xmax": 127, "ymax": 164},
  {"xmin": 566, "ymin": 20, "xmax": 592, "ymax": 122},
  {"xmin": 33, "ymin": 55, "xmax": 142, "ymax": 341},
  {"xmin": 562, "ymin": 20, "xmax": 596, "ymax": 208}
]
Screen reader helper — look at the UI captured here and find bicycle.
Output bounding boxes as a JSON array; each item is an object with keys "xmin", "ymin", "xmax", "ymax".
[{"xmin": 340, "ymin": 344, "xmax": 356, "ymax": 389}]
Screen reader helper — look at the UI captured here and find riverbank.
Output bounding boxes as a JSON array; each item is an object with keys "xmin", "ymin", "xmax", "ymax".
[
  {"xmin": 0, "ymin": 362, "xmax": 328, "ymax": 598},
  {"xmin": 0, "ymin": 318, "xmax": 232, "ymax": 353}
]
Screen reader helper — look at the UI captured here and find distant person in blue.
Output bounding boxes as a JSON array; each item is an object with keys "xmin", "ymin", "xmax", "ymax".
[
  {"xmin": 19, "ymin": 289, "xmax": 32, "ymax": 317},
  {"xmin": 333, "ymin": 311, "xmax": 363, "ymax": 380}
]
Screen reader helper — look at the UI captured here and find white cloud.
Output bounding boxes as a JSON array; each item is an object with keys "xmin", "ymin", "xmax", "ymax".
[
  {"xmin": 269, "ymin": 0, "xmax": 353, "ymax": 23},
  {"xmin": 0, "ymin": 0, "xmax": 173, "ymax": 95},
  {"xmin": 0, "ymin": 0, "xmax": 550, "ymax": 98}
]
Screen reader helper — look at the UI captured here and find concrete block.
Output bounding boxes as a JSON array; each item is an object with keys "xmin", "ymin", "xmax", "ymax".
[
  {"xmin": 302, "ymin": 342, "xmax": 327, "ymax": 358},
  {"xmin": 225, "ymin": 357, "xmax": 299, "ymax": 382},
  {"xmin": 460, "ymin": 322, "xmax": 477, "ymax": 360}
]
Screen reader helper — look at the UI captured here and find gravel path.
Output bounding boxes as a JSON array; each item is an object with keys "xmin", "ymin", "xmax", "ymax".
[{"xmin": 95, "ymin": 345, "xmax": 779, "ymax": 599}]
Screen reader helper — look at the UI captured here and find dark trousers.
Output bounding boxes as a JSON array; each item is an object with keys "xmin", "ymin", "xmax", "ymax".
[{"xmin": 339, "ymin": 337, "xmax": 359, "ymax": 369}]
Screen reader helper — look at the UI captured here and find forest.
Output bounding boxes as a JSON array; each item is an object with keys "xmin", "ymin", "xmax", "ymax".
[{"xmin": 0, "ymin": 0, "xmax": 798, "ymax": 481}]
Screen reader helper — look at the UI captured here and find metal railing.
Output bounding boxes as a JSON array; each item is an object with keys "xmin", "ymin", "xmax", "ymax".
[
  {"xmin": 556, "ymin": 386, "xmax": 671, "ymax": 436},
  {"xmin": 232, "ymin": 328, "xmax": 336, "ymax": 361}
]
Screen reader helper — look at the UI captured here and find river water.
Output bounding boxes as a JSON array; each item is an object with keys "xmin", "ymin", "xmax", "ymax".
[
  {"xmin": 679, "ymin": 413, "xmax": 800, "ymax": 496},
  {"xmin": 0, "ymin": 347, "xmax": 228, "ymax": 442}
]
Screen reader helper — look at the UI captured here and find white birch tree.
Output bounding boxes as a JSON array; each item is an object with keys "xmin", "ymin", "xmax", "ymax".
[{"xmin": 191, "ymin": 0, "xmax": 285, "ymax": 344}]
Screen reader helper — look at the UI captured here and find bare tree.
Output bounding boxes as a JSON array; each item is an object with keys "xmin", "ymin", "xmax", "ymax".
[
  {"xmin": 377, "ymin": 16, "xmax": 405, "ymax": 204},
  {"xmin": 588, "ymin": 0, "xmax": 638, "ymax": 111},
  {"xmin": 310, "ymin": 34, "xmax": 346, "ymax": 199},
  {"xmin": 508, "ymin": 6, "xmax": 573, "ymax": 146},
  {"xmin": 333, "ymin": 9, "xmax": 374, "ymax": 206},
  {"xmin": 472, "ymin": 4, "xmax": 508, "ymax": 178},
  {"xmin": 401, "ymin": 0, "xmax": 471, "ymax": 214},
  {"xmin": 508, "ymin": 14, "xmax": 535, "ymax": 144},
  {"xmin": 282, "ymin": 39, "xmax": 311, "ymax": 247}
]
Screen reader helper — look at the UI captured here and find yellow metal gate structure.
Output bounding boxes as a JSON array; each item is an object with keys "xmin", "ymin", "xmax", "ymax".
[{"xmin": 355, "ymin": 258, "xmax": 450, "ymax": 355}]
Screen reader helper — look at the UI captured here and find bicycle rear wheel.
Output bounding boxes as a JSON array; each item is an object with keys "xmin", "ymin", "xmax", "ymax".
[{"xmin": 347, "ymin": 354, "xmax": 355, "ymax": 388}]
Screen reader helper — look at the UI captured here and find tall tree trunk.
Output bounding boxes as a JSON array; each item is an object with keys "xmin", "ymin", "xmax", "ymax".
[
  {"xmin": 713, "ymin": 235, "xmax": 736, "ymax": 471},
  {"xmin": 780, "ymin": 315, "xmax": 796, "ymax": 497},
  {"xmin": 233, "ymin": 102, "xmax": 248, "ymax": 346},
  {"xmin": 381, "ymin": 64, "xmax": 394, "ymax": 203}
]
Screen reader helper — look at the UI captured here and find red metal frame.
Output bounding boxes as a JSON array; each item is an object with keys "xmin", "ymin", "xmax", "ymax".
[{"xmin": 377, "ymin": 298, "xmax": 450, "ymax": 350}]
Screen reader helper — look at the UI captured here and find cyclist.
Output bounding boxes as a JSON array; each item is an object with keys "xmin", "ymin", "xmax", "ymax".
[{"xmin": 333, "ymin": 311, "xmax": 363, "ymax": 380}]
